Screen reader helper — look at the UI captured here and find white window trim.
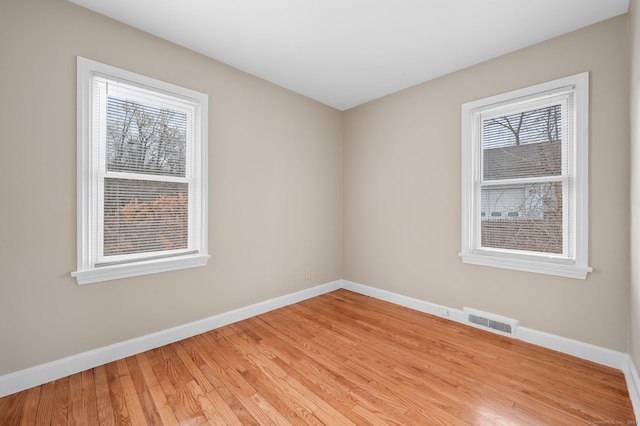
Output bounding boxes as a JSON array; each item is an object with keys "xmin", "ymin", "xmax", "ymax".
[
  {"xmin": 460, "ymin": 73, "xmax": 592, "ymax": 279},
  {"xmin": 72, "ymin": 57, "xmax": 209, "ymax": 285}
]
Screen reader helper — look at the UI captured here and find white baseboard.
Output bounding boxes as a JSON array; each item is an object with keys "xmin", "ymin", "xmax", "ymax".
[
  {"xmin": 0, "ymin": 280, "xmax": 341, "ymax": 398},
  {"xmin": 1, "ymin": 277, "xmax": 638, "ymax": 423},
  {"xmin": 342, "ymin": 279, "xmax": 466, "ymax": 321},
  {"xmin": 625, "ymin": 355, "xmax": 640, "ymax": 422},
  {"xmin": 516, "ymin": 326, "xmax": 629, "ymax": 369}
]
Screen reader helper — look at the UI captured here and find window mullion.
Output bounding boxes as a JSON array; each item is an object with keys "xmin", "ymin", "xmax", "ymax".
[
  {"xmin": 104, "ymin": 170, "xmax": 190, "ymax": 184},
  {"xmin": 480, "ymin": 175, "xmax": 564, "ymax": 187}
]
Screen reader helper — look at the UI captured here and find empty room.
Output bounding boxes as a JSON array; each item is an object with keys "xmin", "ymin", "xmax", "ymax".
[{"xmin": 1, "ymin": 0, "xmax": 639, "ymax": 424}]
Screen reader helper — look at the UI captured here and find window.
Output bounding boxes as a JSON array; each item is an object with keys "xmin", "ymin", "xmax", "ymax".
[
  {"xmin": 72, "ymin": 57, "xmax": 209, "ymax": 284},
  {"xmin": 460, "ymin": 73, "xmax": 591, "ymax": 279}
]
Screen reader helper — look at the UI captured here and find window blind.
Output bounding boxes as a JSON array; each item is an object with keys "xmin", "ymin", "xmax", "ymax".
[
  {"xmin": 106, "ymin": 97, "xmax": 187, "ymax": 177},
  {"xmin": 479, "ymin": 98, "xmax": 571, "ymax": 256},
  {"xmin": 94, "ymin": 77, "xmax": 195, "ymax": 264},
  {"xmin": 102, "ymin": 178, "xmax": 189, "ymax": 257}
]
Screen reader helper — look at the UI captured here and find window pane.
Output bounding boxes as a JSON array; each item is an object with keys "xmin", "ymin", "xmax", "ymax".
[
  {"xmin": 106, "ymin": 97, "xmax": 187, "ymax": 177},
  {"xmin": 483, "ymin": 105, "xmax": 562, "ymax": 180},
  {"xmin": 480, "ymin": 182, "xmax": 562, "ymax": 254},
  {"xmin": 104, "ymin": 178, "xmax": 188, "ymax": 256}
]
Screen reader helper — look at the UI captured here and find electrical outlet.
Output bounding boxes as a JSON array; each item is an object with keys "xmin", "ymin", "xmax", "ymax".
[{"xmin": 305, "ymin": 268, "xmax": 311, "ymax": 280}]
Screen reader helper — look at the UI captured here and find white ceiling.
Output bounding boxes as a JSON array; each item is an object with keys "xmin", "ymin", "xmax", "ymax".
[{"xmin": 69, "ymin": 0, "xmax": 629, "ymax": 110}]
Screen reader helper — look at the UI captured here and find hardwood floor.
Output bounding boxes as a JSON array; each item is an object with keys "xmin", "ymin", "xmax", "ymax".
[{"xmin": 0, "ymin": 289, "xmax": 635, "ymax": 425}]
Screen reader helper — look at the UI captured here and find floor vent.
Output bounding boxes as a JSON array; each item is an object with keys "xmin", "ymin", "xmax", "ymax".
[{"xmin": 463, "ymin": 307, "xmax": 518, "ymax": 337}]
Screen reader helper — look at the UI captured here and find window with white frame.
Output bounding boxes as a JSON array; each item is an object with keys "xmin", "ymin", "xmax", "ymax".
[
  {"xmin": 72, "ymin": 57, "xmax": 209, "ymax": 285},
  {"xmin": 460, "ymin": 73, "xmax": 591, "ymax": 279}
]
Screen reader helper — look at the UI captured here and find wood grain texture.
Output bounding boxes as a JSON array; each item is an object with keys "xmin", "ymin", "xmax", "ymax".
[{"xmin": 0, "ymin": 289, "xmax": 635, "ymax": 425}]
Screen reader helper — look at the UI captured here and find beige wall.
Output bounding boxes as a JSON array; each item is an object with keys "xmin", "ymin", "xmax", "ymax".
[
  {"xmin": 630, "ymin": 0, "xmax": 640, "ymax": 372},
  {"xmin": 0, "ymin": 0, "xmax": 343, "ymax": 375},
  {"xmin": 344, "ymin": 16, "xmax": 630, "ymax": 351},
  {"xmin": 0, "ymin": 0, "xmax": 634, "ymax": 378}
]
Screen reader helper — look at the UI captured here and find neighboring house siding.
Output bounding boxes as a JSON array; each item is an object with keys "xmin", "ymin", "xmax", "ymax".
[
  {"xmin": 483, "ymin": 140, "xmax": 562, "ymax": 181},
  {"xmin": 481, "ymin": 140, "xmax": 563, "ymax": 254},
  {"xmin": 481, "ymin": 219, "xmax": 563, "ymax": 253}
]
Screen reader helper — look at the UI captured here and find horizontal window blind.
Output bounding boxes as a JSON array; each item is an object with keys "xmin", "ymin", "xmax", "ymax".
[
  {"xmin": 102, "ymin": 178, "xmax": 189, "ymax": 257},
  {"xmin": 480, "ymin": 182, "xmax": 563, "ymax": 254},
  {"xmin": 479, "ymin": 102, "xmax": 569, "ymax": 255},
  {"xmin": 106, "ymin": 97, "xmax": 187, "ymax": 177},
  {"xmin": 482, "ymin": 104, "xmax": 563, "ymax": 180}
]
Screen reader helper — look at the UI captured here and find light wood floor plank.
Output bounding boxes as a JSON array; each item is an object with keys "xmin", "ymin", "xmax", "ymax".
[
  {"xmin": 0, "ymin": 289, "xmax": 635, "ymax": 425},
  {"xmin": 17, "ymin": 386, "xmax": 39, "ymax": 426},
  {"xmin": 93, "ymin": 365, "xmax": 116, "ymax": 426},
  {"xmin": 81, "ymin": 369, "xmax": 99, "ymax": 424},
  {"xmin": 135, "ymin": 352, "xmax": 179, "ymax": 426},
  {"xmin": 185, "ymin": 379, "xmax": 240, "ymax": 425},
  {"xmin": 2, "ymin": 392, "xmax": 26, "ymax": 425},
  {"xmin": 125, "ymin": 355, "xmax": 162, "ymax": 425},
  {"xmin": 50, "ymin": 376, "xmax": 68, "ymax": 425},
  {"xmin": 32, "ymin": 380, "xmax": 54, "ymax": 426},
  {"xmin": 247, "ymin": 317, "xmax": 376, "ymax": 425},
  {"xmin": 154, "ymin": 345, "xmax": 207, "ymax": 424},
  {"xmin": 66, "ymin": 372, "xmax": 84, "ymax": 425},
  {"xmin": 104, "ymin": 361, "xmax": 130, "ymax": 425},
  {"xmin": 114, "ymin": 358, "xmax": 147, "ymax": 425}
]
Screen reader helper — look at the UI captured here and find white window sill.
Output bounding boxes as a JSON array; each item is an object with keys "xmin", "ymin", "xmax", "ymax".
[
  {"xmin": 71, "ymin": 254, "xmax": 210, "ymax": 285},
  {"xmin": 459, "ymin": 252, "xmax": 592, "ymax": 280}
]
